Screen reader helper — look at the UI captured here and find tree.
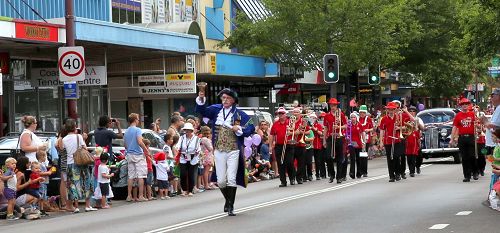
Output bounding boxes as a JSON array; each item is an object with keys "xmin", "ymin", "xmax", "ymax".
[{"xmin": 224, "ymin": 0, "xmax": 421, "ymax": 73}]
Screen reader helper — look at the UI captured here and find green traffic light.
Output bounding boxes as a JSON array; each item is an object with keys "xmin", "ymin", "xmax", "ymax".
[
  {"xmin": 371, "ymin": 76, "xmax": 378, "ymax": 81},
  {"xmin": 328, "ymin": 72, "xmax": 335, "ymax": 78}
]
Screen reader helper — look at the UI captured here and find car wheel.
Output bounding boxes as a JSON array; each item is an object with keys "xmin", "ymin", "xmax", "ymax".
[{"xmin": 453, "ymin": 153, "xmax": 461, "ymax": 164}]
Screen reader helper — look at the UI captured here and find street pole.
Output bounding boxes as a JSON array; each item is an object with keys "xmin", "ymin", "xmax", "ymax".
[
  {"xmin": 65, "ymin": 0, "xmax": 78, "ymax": 120},
  {"xmin": 474, "ymin": 70, "xmax": 479, "ymax": 106}
]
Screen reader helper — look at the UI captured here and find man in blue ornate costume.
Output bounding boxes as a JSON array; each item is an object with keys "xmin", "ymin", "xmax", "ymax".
[{"xmin": 196, "ymin": 88, "xmax": 255, "ymax": 216}]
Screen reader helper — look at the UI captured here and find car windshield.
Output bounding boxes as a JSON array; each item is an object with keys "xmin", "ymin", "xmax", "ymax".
[
  {"xmin": 0, "ymin": 138, "xmax": 20, "ymax": 149},
  {"xmin": 419, "ymin": 111, "xmax": 455, "ymax": 124}
]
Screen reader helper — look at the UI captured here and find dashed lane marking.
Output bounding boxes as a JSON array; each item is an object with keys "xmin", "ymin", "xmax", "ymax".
[
  {"xmin": 456, "ymin": 211, "xmax": 472, "ymax": 216},
  {"xmin": 429, "ymin": 224, "xmax": 449, "ymax": 230},
  {"xmin": 145, "ymin": 157, "xmax": 451, "ymax": 233}
]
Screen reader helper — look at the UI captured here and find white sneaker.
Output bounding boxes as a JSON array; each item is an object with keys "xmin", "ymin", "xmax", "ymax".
[{"xmin": 85, "ymin": 207, "xmax": 98, "ymax": 212}]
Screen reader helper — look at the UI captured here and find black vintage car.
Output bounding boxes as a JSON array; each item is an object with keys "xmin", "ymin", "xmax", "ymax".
[{"xmin": 417, "ymin": 108, "xmax": 461, "ymax": 163}]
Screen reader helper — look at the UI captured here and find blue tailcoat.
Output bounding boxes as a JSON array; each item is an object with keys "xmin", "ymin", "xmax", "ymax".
[{"xmin": 196, "ymin": 103, "xmax": 255, "ymax": 188}]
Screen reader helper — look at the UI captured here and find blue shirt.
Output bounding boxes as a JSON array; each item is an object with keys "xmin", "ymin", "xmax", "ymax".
[{"xmin": 124, "ymin": 126, "xmax": 143, "ymax": 154}]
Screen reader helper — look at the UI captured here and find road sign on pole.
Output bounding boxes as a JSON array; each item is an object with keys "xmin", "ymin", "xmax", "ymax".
[
  {"xmin": 58, "ymin": 46, "xmax": 85, "ymax": 82},
  {"xmin": 63, "ymin": 81, "xmax": 79, "ymax": 99}
]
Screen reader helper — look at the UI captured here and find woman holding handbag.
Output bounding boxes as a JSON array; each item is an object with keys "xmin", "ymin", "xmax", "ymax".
[{"xmin": 62, "ymin": 119, "xmax": 97, "ymax": 213}]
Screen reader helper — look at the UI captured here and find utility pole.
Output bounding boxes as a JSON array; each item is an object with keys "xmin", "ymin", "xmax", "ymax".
[{"xmin": 65, "ymin": 0, "xmax": 78, "ymax": 119}]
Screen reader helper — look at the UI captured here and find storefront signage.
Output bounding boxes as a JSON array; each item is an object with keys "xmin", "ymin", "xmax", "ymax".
[
  {"xmin": 31, "ymin": 66, "xmax": 107, "ymax": 87},
  {"xmin": 165, "ymin": 73, "xmax": 196, "ymax": 94},
  {"xmin": 210, "ymin": 54, "xmax": 216, "ymax": 74},
  {"xmin": 138, "ymin": 73, "xmax": 196, "ymax": 95},
  {"xmin": 15, "ymin": 22, "xmax": 59, "ymax": 42},
  {"xmin": 359, "ymin": 88, "xmax": 373, "ymax": 93},
  {"xmin": 277, "ymin": 84, "xmax": 300, "ymax": 95},
  {"xmin": 0, "ymin": 53, "xmax": 8, "ymax": 74},
  {"xmin": 112, "ymin": 0, "xmax": 141, "ymax": 12},
  {"xmin": 186, "ymin": 54, "xmax": 195, "ymax": 73}
]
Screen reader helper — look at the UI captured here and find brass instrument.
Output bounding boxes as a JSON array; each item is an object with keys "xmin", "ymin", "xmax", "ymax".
[
  {"xmin": 281, "ymin": 115, "xmax": 297, "ymax": 162},
  {"xmin": 398, "ymin": 110, "xmax": 404, "ymax": 139},
  {"xmin": 473, "ymin": 107, "xmax": 481, "ymax": 159},
  {"xmin": 402, "ymin": 120, "xmax": 416, "ymax": 137},
  {"xmin": 336, "ymin": 109, "xmax": 343, "ymax": 137},
  {"xmin": 298, "ymin": 116, "xmax": 308, "ymax": 144}
]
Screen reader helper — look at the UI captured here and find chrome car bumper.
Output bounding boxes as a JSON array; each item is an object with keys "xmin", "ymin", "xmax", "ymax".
[{"xmin": 422, "ymin": 148, "xmax": 459, "ymax": 154}]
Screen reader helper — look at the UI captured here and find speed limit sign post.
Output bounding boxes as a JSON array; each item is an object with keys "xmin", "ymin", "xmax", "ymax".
[{"xmin": 58, "ymin": 46, "xmax": 85, "ymax": 82}]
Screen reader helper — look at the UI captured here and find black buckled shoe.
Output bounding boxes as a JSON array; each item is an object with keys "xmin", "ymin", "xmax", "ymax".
[
  {"xmin": 329, "ymin": 177, "xmax": 334, "ymax": 183},
  {"xmin": 463, "ymin": 178, "xmax": 471, "ymax": 182},
  {"xmin": 279, "ymin": 183, "xmax": 287, "ymax": 188}
]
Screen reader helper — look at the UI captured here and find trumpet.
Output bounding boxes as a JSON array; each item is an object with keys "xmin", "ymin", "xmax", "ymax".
[
  {"xmin": 282, "ymin": 115, "xmax": 297, "ymax": 162},
  {"xmin": 396, "ymin": 111, "xmax": 404, "ymax": 139},
  {"xmin": 298, "ymin": 116, "xmax": 308, "ymax": 144}
]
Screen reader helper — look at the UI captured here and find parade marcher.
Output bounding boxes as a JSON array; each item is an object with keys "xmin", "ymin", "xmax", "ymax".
[
  {"xmin": 451, "ymin": 98, "xmax": 478, "ymax": 182},
  {"xmin": 379, "ymin": 102, "xmax": 404, "ymax": 182},
  {"xmin": 476, "ymin": 115, "xmax": 487, "ymax": 177},
  {"xmin": 392, "ymin": 100, "xmax": 414, "ymax": 179},
  {"xmin": 310, "ymin": 113, "xmax": 325, "ymax": 180},
  {"xmin": 405, "ymin": 106, "xmax": 424, "ymax": 177},
  {"xmin": 323, "ymin": 98, "xmax": 347, "ymax": 184},
  {"xmin": 318, "ymin": 112, "xmax": 328, "ymax": 178},
  {"xmin": 359, "ymin": 105, "xmax": 375, "ymax": 161},
  {"xmin": 304, "ymin": 117, "xmax": 315, "ymax": 182},
  {"xmin": 270, "ymin": 107, "xmax": 296, "ymax": 187},
  {"xmin": 292, "ymin": 107, "xmax": 310, "ymax": 184},
  {"xmin": 196, "ymin": 87, "xmax": 255, "ymax": 216},
  {"xmin": 347, "ymin": 112, "xmax": 366, "ymax": 179}
]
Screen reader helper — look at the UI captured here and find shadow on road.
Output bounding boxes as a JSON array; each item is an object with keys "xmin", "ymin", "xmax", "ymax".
[{"xmin": 422, "ymin": 160, "xmax": 456, "ymax": 165}]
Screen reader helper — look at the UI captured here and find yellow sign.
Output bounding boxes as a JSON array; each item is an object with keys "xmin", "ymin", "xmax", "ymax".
[
  {"xmin": 210, "ymin": 54, "xmax": 216, "ymax": 74},
  {"xmin": 166, "ymin": 73, "xmax": 195, "ymax": 81}
]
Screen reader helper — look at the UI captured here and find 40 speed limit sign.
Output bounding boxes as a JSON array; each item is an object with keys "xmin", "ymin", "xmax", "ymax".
[{"xmin": 58, "ymin": 46, "xmax": 85, "ymax": 82}]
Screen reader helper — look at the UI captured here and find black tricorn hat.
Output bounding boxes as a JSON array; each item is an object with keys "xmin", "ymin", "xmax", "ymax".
[{"xmin": 218, "ymin": 88, "xmax": 238, "ymax": 104}]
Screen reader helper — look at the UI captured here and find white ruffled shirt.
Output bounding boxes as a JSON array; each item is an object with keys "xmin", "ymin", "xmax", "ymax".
[{"xmin": 196, "ymin": 97, "xmax": 243, "ymax": 136}]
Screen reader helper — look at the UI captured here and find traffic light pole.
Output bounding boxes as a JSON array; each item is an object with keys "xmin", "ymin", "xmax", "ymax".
[{"xmin": 65, "ymin": 0, "xmax": 78, "ymax": 120}]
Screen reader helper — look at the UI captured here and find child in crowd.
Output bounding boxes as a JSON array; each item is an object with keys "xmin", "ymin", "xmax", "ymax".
[
  {"xmin": 154, "ymin": 151, "xmax": 170, "ymax": 200},
  {"xmin": 143, "ymin": 139, "xmax": 155, "ymax": 201},
  {"xmin": 36, "ymin": 150, "xmax": 54, "ymax": 216},
  {"xmin": 200, "ymin": 126, "xmax": 215, "ymax": 190},
  {"xmin": 1, "ymin": 158, "xmax": 18, "ymax": 220},
  {"xmin": 29, "ymin": 162, "xmax": 44, "ymax": 201},
  {"xmin": 168, "ymin": 134, "xmax": 180, "ymax": 197},
  {"xmin": 98, "ymin": 153, "xmax": 114, "ymax": 209}
]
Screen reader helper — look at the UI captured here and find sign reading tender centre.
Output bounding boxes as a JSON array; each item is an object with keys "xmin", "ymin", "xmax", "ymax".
[{"xmin": 31, "ymin": 66, "xmax": 107, "ymax": 87}]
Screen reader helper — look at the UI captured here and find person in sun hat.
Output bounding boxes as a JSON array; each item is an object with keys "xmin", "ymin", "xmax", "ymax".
[
  {"xmin": 270, "ymin": 106, "xmax": 296, "ymax": 187},
  {"xmin": 359, "ymin": 105, "xmax": 375, "ymax": 162},
  {"xmin": 451, "ymin": 98, "xmax": 478, "ymax": 182},
  {"xmin": 378, "ymin": 102, "xmax": 404, "ymax": 182},
  {"xmin": 322, "ymin": 98, "xmax": 348, "ymax": 184},
  {"xmin": 196, "ymin": 88, "xmax": 255, "ymax": 216}
]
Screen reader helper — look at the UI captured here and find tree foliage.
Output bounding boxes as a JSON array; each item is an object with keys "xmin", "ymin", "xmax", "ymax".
[{"xmin": 223, "ymin": 0, "xmax": 499, "ymax": 97}]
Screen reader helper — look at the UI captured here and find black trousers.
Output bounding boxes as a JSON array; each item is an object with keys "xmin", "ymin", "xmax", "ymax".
[
  {"xmin": 294, "ymin": 146, "xmax": 306, "ymax": 182},
  {"xmin": 326, "ymin": 136, "xmax": 344, "ymax": 180},
  {"xmin": 275, "ymin": 144, "xmax": 296, "ymax": 184},
  {"xmin": 180, "ymin": 163, "xmax": 197, "ymax": 193},
  {"xmin": 458, "ymin": 135, "xmax": 477, "ymax": 179},
  {"xmin": 385, "ymin": 142, "xmax": 404, "ymax": 179},
  {"xmin": 400, "ymin": 140, "xmax": 407, "ymax": 175},
  {"xmin": 477, "ymin": 143, "xmax": 486, "ymax": 174},
  {"xmin": 407, "ymin": 155, "xmax": 417, "ymax": 174},
  {"xmin": 416, "ymin": 153, "xmax": 423, "ymax": 170},
  {"xmin": 314, "ymin": 148, "xmax": 325, "ymax": 178},
  {"xmin": 305, "ymin": 149, "xmax": 314, "ymax": 179},
  {"xmin": 349, "ymin": 147, "xmax": 367, "ymax": 177}
]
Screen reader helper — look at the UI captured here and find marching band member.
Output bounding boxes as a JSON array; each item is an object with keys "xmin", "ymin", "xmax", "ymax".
[
  {"xmin": 270, "ymin": 107, "xmax": 296, "ymax": 187},
  {"xmin": 359, "ymin": 105, "xmax": 374, "ymax": 162},
  {"xmin": 405, "ymin": 106, "xmax": 424, "ymax": 177},
  {"xmin": 310, "ymin": 113, "xmax": 325, "ymax": 180},
  {"xmin": 392, "ymin": 100, "xmax": 414, "ymax": 179},
  {"xmin": 196, "ymin": 88, "xmax": 255, "ymax": 216},
  {"xmin": 450, "ymin": 98, "xmax": 477, "ymax": 182},
  {"xmin": 292, "ymin": 107, "xmax": 310, "ymax": 184},
  {"xmin": 379, "ymin": 102, "xmax": 404, "ymax": 182},
  {"xmin": 348, "ymin": 112, "xmax": 366, "ymax": 179},
  {"xmin": 474, "ymin": 108, "xmax": 487, "ymax": 177},
  {"xmin": 323, "ymin": 98, "xmax": 348, "ymax": 184}
]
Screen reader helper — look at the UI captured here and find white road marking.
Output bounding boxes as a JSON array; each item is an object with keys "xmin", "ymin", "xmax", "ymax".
[
  {"xmin": 456, "ymin": 211, "xmax": 472, "ymax": 216},
  {"xmin": 429, "ymin": 224, "xmax": 449, "ymax": 229},
  {"xmin": 145, "ymin": 158, "xmax": 449, "ymax": 233}
]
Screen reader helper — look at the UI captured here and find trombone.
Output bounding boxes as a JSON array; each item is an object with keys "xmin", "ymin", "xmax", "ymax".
[{"xmin": 281, "ymin": 115, "xmax": 297, "ymax": 162}]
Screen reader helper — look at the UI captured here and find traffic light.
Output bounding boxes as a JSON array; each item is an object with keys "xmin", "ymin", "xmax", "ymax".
[
  {"xmin": 368, "ymin": 74, "xmax": 380, "ymax": 85},
  {"xmin": 323, "ymin": 54, "xmax": 339, "ymax": 83}
]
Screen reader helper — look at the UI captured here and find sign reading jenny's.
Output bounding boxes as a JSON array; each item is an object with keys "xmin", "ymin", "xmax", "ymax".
[{"xmin": 31, "ymin": 66, "xmax": 107, "ymax": 87}]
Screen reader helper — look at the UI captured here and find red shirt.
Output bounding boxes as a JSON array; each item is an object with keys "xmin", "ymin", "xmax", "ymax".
[
  {"xmin": 453, "ymin": 111, "xmax": 475, "ymax": 135},
  {"xmin": 405, "ymin": 130, "xmax": 421, "ymax": 155},
  {"xmin": 145, "ymin": 151, "xmax": 153, "ymax": 172},
  {"xmin": 293, "ymin": 117, "xmax": 310, "ymax": 148},
  {"xmin": 379, "ymin": 114, "xmax": 401, "ymax": 145},
  {"xmin": 323, "ymin": 110, "xmax": 348, "ymax": 138},
  {"xmin": 29, "ymin": 172, "xmax": 41, "ymax": 189},
  {"xmin": 271, "ymin": 119, "xmax": 288, "ymax": 145},
  {"xmin": 312, "ymin": 122, "xmax": 324, "ymax": 149},
  {"xmin": 360, "ymin": 116, "xmax": 374, "ymax": 142},
  {"xmin": 349, "ymin": 122, "xmax": 363, "ymax": 149}
]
